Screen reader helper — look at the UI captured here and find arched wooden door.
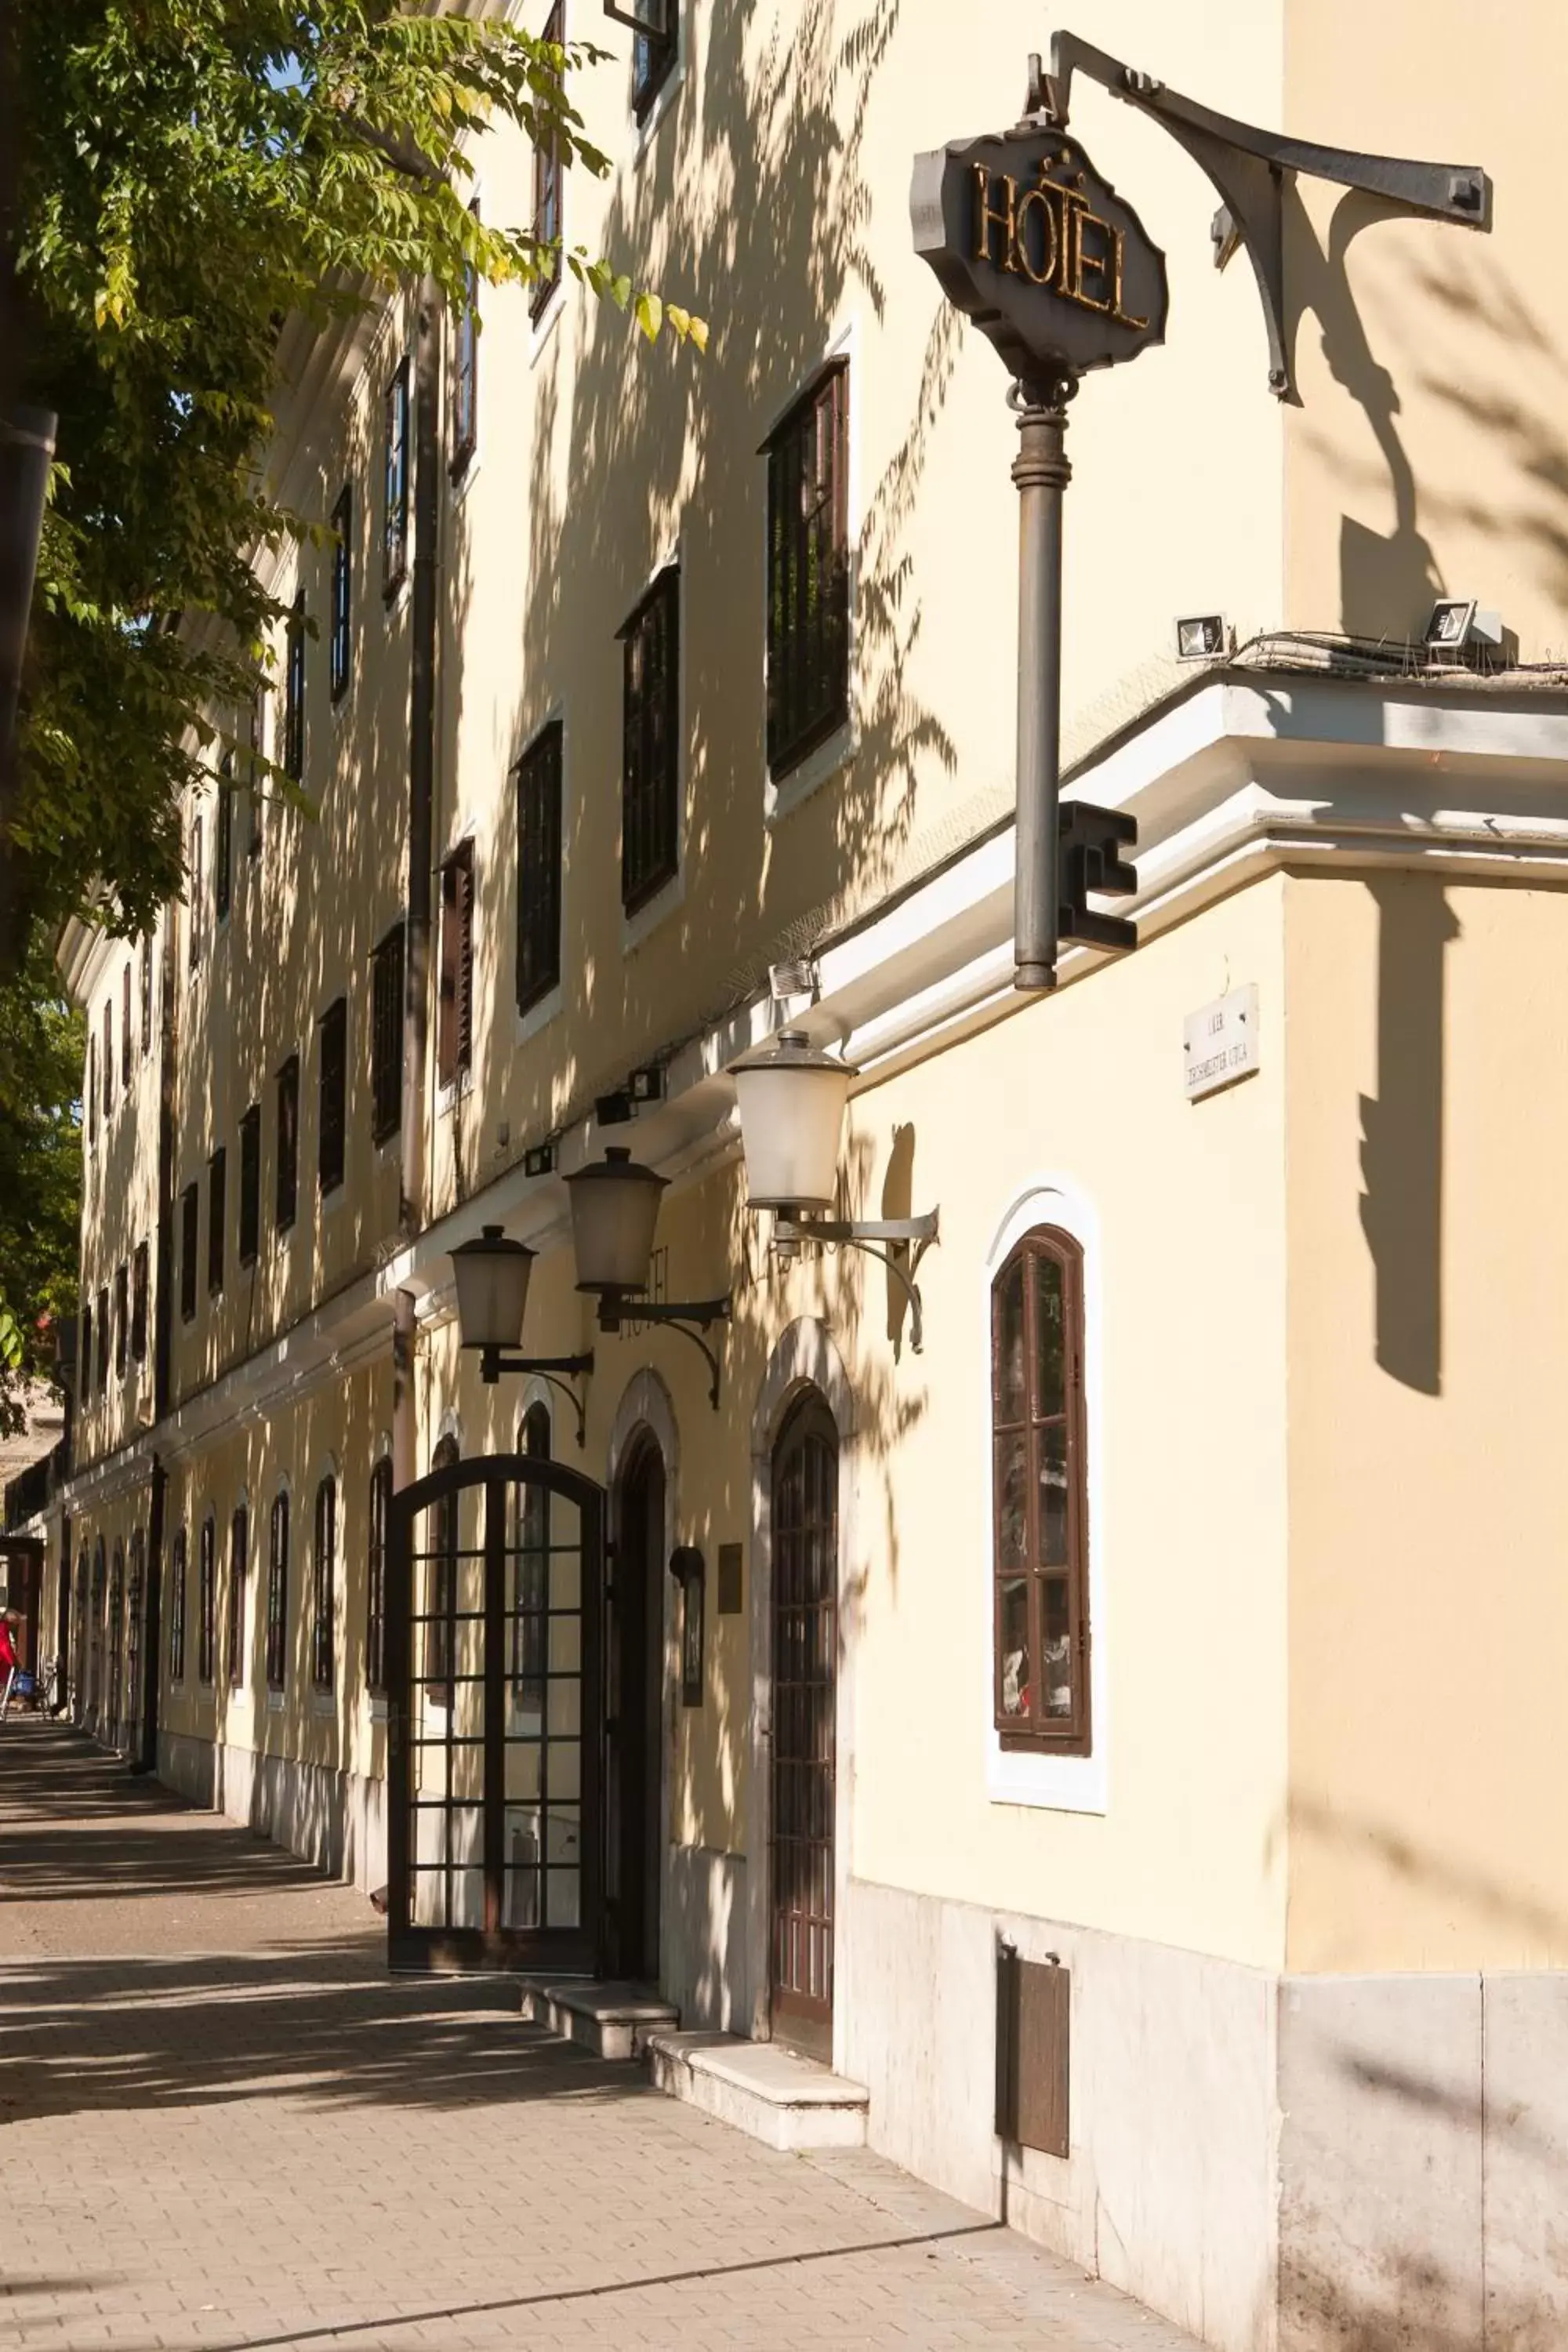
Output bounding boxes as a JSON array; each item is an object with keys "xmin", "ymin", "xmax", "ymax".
[
  {"xmin": 769, "ymin": 1392, "xmax": 840, "ymax": 2062},
  {"xmin": 608, "ymin": 1433, "xmax": 666, "ymax": 1982},
  {"xmin": 385, "ymin": 1450, "xmax": 605, "ymax": 1973}
]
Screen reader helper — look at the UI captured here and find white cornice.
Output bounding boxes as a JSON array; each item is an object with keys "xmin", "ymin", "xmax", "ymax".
[{"xmin": 53, "ymin": 671, "xmax": 1568, "ymax": 1515}]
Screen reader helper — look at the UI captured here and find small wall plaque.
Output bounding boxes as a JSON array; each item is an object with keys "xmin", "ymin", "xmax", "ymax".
[
  {"xmin": 717, "ymin": 1543, "xmax": 743, "ymax": 1617},
  {"xmin": 1183, "ymin": 983, "xmax": 1259, "ymax": 1103}
]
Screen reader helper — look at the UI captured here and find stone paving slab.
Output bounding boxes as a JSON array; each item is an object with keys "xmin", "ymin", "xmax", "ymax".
[{"xmin": 0, "ymin": 1722, "xmax": 1203, "ymax": 2351}]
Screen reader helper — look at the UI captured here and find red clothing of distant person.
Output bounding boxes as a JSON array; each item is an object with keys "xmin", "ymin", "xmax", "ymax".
[{"xmin": 0, "ymin": 1620, "xmax": 16, "ymax": 1674}]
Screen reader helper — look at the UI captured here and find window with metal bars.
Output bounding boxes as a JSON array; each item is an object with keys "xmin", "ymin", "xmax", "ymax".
[
  {"xmin": 284, "ymin": 593, "xmax": 306, "ymax": 782},
  {"xmin": 764, "ymin": 360, "xmax": 850, "ymax": 781},
  {"xmin": 267, "ymin": 1490, "xmax": 289, "ymax": 1690},
  {"xmin": 228, "ymin": 1504, "xmax": 248, "ymax": 1689},
  {"xmin": 169, "ymin": 1527, "xmax": 187, "ymax": 1682},
  {"xmin": 991, "ymin": 1227, "xmax": 1091, "ymax": 1754},
  {"xmin": 208, "ymin": 1146, "xmax": 226, "ymax": 1296},
  {"xmin": 312, "ymin": 1476, "xmax": 336, "ymax": 1693},
  {"xmin": 437, "ymin": 843, "xmax": 474, "ymax": 1086},
  {"xmin": 318, "ymin": 999, "xmax": 347, "ymax": 1195},
  {"xmin": 275, "ymin": 1055, "xmax": 299, "ymax": 1232},
  {"xmin": 620, "ymin": 566, "xmax": 680, "ymax": 913},
  {"xmin": 140, "ymin": 933, "xmax": 154, "ymax": 1058},
  {"xmin": 132, "ymin": 1240, "xmax": 148, "ymax": 1363},
  {"xmin": 121, "ymin": 961, "xmax": 132, "ymax": 1087},
  {"xmin": 96, "ymin": 1285, "xmax": 108, "ymax": 1388},
  {"xmin": 530, "ymin": 4, "xmax": 564, "ymax": 323},
  {"xmin": 114, "ymin": 1263, "xmax": 128, "ymax": 1378},
  {"xmin": 238, "ymin": 1105, "xmax": 260, "ymax": 1265},
  {"xmin": 383, "ymin": 358, "xmax": 409, "ymax": 596},
  {"xmin": 247, "ymin": 690, "xmax": 264, "ymax": 857},
  {"xmin": 366, "ymin": 1457, "xmax": 391, "ymax": 1696},
  {"xmin": 451, "ymin": 211, "xmax": 479, "ymax": 477},
  {"xmin": 198, "ymin": 1514, "xmax": 217, "ymax": 1684},
  {"xmin": 515, "ymin": 722, "xmax": 562, "ymax": 1014},
  {"xmin": 187, "ymin": 814, "xmax": 204, "ymax": 971},
  {"xmin": 216, "ymin": 755, "xmax": 234, "ymax": 921},
  {"xmin": 180, "ymin": 1185, "xmax": 198, "ymax": 1322},
  {"xmin": 329, "ymin": 483, "xmax": 352, "ymax": 701},
  {"xmin": 370, "ymin": 924, "xmax": 404, "ymax": 1144}
]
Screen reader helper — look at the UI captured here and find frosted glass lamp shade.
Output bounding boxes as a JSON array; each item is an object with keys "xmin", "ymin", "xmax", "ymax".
[
  {"xmin": 451, "ymin": 1225, "xmax": 536, "ymax": 1350},
  {"xmin": 729, "ymin": 1030, "xmax": 856, "ymax": 1212},
  {"xmin": 567, "ymin": 1146, "xmax": 668, "ymax": 1295}
]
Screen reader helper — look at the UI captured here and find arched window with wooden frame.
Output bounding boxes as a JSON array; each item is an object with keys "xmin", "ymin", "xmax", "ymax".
[
  {"xmin": 512, "ymin": 1403, "xmax": 550, "ymax": 1707},
  {"xmin": 991, "ymin": 1225, "xmax": 1090, "ymax": 1753},
  {"xmin": 427, "ymin": 1434, "xmax": 460, "ymax": 1696},
  {"xmin": 168, "ymin": 1527, "xmax": 187, "ymax": 1685},
  {"xmin": 312, "ymin": 1475, "xmax": 336, "ymax": 1693},
  {"xmin": 198, "ymin": 1512, "xmax": 217, "ymax": 1685},
  {"xmin": 266, "ymin": 1490, "xmax": 289, "ymax": 1692},
  {"xmin": 366, "ymin": 1457, "xmax": 392, "ymax": 1697}
]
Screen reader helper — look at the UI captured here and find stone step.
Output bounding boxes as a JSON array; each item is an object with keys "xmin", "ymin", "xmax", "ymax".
[
  {"xmin": 518, "ymin": 1977, "xmax": 678, "ymax": 2061},
  {"xmin": 644, "ymin": 2028, "xmax": 869, "ymax": 2152}
]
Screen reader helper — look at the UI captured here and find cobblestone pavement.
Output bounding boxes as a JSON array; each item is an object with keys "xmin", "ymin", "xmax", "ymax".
[{"xmin": 0, "ymin": 1722, "xmax": 1202, "ymax": 2352}]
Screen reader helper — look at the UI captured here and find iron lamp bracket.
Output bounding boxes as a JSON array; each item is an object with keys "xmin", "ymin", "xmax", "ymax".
[
  {"xmin": 1035, "ymin": 31, "xmax": 1492, "ymax": 397},
  {"xmin": 472, "ymin": 1347, "xmax": 594, "ymax": 1450},
  {"xmin": 771, "ymin": 1211, "xmax": 940, "ymax": 1354},
  {"xmin": 594, "ymin": 1294, "xmax": 731, "ymax": 1412}
]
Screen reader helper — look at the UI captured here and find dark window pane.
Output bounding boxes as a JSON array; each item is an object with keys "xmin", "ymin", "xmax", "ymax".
[
  {"xmin": 993, "ymin": 1259, "xmax": 1026, "ymax": 1423},
  {"xmin": 267, "ymin": 1493, "xmax": 289, "ymax": 1690},
  {"xmin": 284, "ymin": 594, "xmax": 306, "ymax": 782},
  {"xmin": 131, "ymin": 1241, "xmax": 149, "ymax": 1363},
  {"xmin": 1033, "ymin": 1253, "xmax": 1065, "ymax": 1419},
  {"xmin": 367, "ymin": 1459, "xmax": 390, "ymax": 1695},
  {"xmin": 764, "ymin": 362, "xmax": 849, "ymax": 781},
  {"xmin": 437, "ymin": 845, "xmax": 474, "ymax": 1084},
  {"xmin": 383, "ymin": 360, "xmax": 409, "ymax": 595},
  {"xmin": 630, "ymin": 0, "xmax": 677, "ymax": 121},
  {"xmin": 621, "ymin": 566, "xmax": 680, "ymax": 914},
  {"xmin": 371, "ymin": 926, "xmax": 404, "ymax": 1144},
  {"xmin": 515, "ymin": 724, "xmax": 562, "ymax": 1014},
  {"xmin": 180, "ymin": 1184, "xmax": 199, "ymax": 1321},
  {"xmin": 229, "ymin": 1505, "xmax": 248, "ymax": 1690},
  {"xmin": 276, "ymin": 1056, "xmax": 299, "ymax": 1232},
  {"xmin": 239, "ymin": 1105, "xmax": 261, "ymax": 1265},
  {"xmin": 329, "ymin": 484, "xmax": 352, "ymax": 701},
  {"xmin": 216, "ymin": 756, "xmax": 234, "ymax": 921},
  {"xmin": 207, "ymin": 1146, "xmax": 226, "ymax": 1295},
  {"xmin": 169, "ymin": 1530, "xmax": 187, "ymax": 1682},
  {"xmin": 530, "ymin": 4, "xmax": 564, "ymax": 323},
  {"xmin": 318, "ymin": 998, "xmax": 347, "ymax": 1195},
  {"xmin": 1041, "ymin": 1577, "xmax": 1073, "ymax": 1719},
  {"xmin": 313, "ymin": 1478, "xmax": 336, "ymax": 1692},
  {"xmin": 998, "ymin": 1578, "xmax": 1031, "ymax": 1719}
]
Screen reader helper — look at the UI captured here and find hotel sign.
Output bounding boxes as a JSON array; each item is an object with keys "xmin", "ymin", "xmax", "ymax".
[{"xmin": 910, "ymin": 128, "xmax": 1167, "ymax": 385}]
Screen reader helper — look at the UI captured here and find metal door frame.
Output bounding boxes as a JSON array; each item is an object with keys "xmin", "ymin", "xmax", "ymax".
[{"xmin": 385, "ymin": 1449, "xmax": 605, "ymax": 1974}]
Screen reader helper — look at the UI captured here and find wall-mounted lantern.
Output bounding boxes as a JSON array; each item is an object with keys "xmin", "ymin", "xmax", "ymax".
[
  {"xmin": 448, "ymin": 1225, "xmax": 593, "ymax": 1446},
  {"xmin": 728, "ymin": 1030, "xmax": 939, "ymax": 1352},
  {"xmin": 565, "ymin": 1147, "xmax": 731, "ymax": 1409}
]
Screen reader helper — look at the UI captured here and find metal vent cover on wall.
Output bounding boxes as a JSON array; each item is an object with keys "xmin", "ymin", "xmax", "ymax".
[{"xmin": 995, "ymin": 1941, "xmax": 1070, "ymax": 2160}]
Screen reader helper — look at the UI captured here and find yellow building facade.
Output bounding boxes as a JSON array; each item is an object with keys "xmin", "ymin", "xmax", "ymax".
[{"xmin": 22, "ymin": 5, "xmax": 1568, "ymax": 2346}]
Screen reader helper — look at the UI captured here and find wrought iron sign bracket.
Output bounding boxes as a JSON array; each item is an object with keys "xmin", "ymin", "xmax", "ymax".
[
  {"xmin": 772, "ymin": 1212, "xmax": 940, "ymax": 1354},
  {"xmin": 595, "ymin": 1295, "xmax": 731, "ymax": 1413},
  {"xmin": 474, "ymin": 1347, "xmax": 594, "ymax": 1450},
  {"xmin": 1037, "ymin": 31, "xmax": 1493, "ymax": 397}
]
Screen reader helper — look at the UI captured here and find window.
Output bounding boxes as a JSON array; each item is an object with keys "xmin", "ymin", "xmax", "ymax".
[
  {"xmin": 620, "ymin": 566, "xmax": 680, "ymax": 913},
  {"xmin": 318, "ymin": 997, "xmax": 347, "ymax": 1196},
  {"xmin": 530, "ymin": 4, "xmax": 564, "ymax": 324},
  {"xmin": 96, "ymin": 1285, "xmax": 109, "ymax": 1388},
  {"xmin": 215, "ymin": 754, "xmax": 234, "ymax": 922},
  {"xmin": 140, "ymin": 932, "xmax": 154, "ymax": 1058},
  {"xmin": 267, "ymin": 1490, "xmax": 289, "ymax": 1690},
  {"xmin": 275, "ymin": 1054, "xmax": 299, "ymax": 1232},
  {"xmin": 187, "ymin": 813, "xmax": 204, "ymax": 970},
  {"xmin": 102, "ymin": 998, "xmax": 114, "ymax": 1116},
  {"xmin": 87, "ymin": 1033, "xmax": 96, "ymax": 1149},
  {"xmin": 437, "ymin": 843, "xmax": 474, "ymax": 1086},
  {"xmin": 246, "ymin": 689, "xmax": 264, "ymax": 858},
  {"xmin": 367, "ymin": 1457, "xmax": 391, "ymax": 1697},
  {"xmin": 169, "ymin": 1526, "xmax": 187, "ymax": 1682},
  {"xmin": 628, "ymin": 0, "xmax": 677, "ymax": 122},
  {"xmin": 131, "ymin": 1241, "xmax": 148, "ymax": 1363},
  {"xmin": 513, "ymin": 1403, "xmax": 550, "ymax": 1706},
  {"xmin": 450, "ymin": 209, "xmax": 479, "ymax": 478},
  {"xmin": 515, "ymin": 722, "xmax": 562, "ymax": 1014},
  {"xmin": 991, "ymin": 1228, "xmax": 1089, "ymax": 1753},
  {"xmin": 79, "ymin": 1304, "xmax": 92, "ymax": 1403},
  {"xmin": 228, "ymin": 1504, "xmax": 248, "ymax": 1689},
  {"xmin": 207, "ymin": 1145, "xmax": 226, "ymax": 1296},
  {"xmin": 114, "ymin": 1263, "xmax": 128, "ymax": 1378},
  {"xmin": 121, "ymin": 961, "xmax": 132, "ymax": 1088},
  {"xmin": 238, "ymin": 1104, "xmax": 261, "ymax": 1265},
  {"xmin": 764, "ymin": 360, "xmax": 850, "ymax": 781},
  {"xmin": 427, "ymin": 1433, "xmax": 459, "ymax": 1695},
  {"xmin": 180, "ymin": 1181, "xmax": 199, "ymax": 1320},
  {"xmin": 383, "ymin": 358, "xmax": 409, "ymax": 596},
  {"xmin": 329, "ymin": 483, "xmax": 352, "ymax": 701},
  {"xmin": 370, "ymin": 924, "xmax": 404, "ymax": 1144},
  {"xmin": 198, "ymin": 1513, "xmax": 217, "ymax": 1684},
  {"xmin": 312, "ymin": 1476, "xmax": 336, "ymax": 1693},
  {"xmin": 284, "ymin": 592, "xmax": 306, "ymax": 782}
]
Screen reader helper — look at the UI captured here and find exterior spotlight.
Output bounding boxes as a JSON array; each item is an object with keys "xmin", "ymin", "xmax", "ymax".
[
  {"xmin": 523, "ymin": 1138, "xmax": 557, "ymax": 1179},
  {"xmin": 446, "ymin": 1223, "xmax": 593, "ymax": 1445},
  {"xmin": 1174, "ymin": 612, "xmax": 1228, "ymax": 661},
  {"xmin": 564, "ymin": 1148, "xmax": 731, "ymax": 1409},
  {"xmin": 628, "ymin": 1063, "xmax": 666, "ymax": 1105},
  {"xmin": 728, "ymin": 1029, "xmax": 940, "ymax": 1352},
  {"xmin": 1422, "ymin": 600, "xmax": 1511, "ymax": 665}
]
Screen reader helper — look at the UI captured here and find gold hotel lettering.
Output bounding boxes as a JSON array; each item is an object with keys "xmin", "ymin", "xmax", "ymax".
[{"xmin": 971, "ymin": 163, "xmax": 1149, "ymax": 331}]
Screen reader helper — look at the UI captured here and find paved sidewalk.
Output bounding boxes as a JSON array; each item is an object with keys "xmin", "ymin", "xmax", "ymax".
[{"xmin": 0, "ymin": 1722, "xmax": 1201, "ymax": 2352}]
